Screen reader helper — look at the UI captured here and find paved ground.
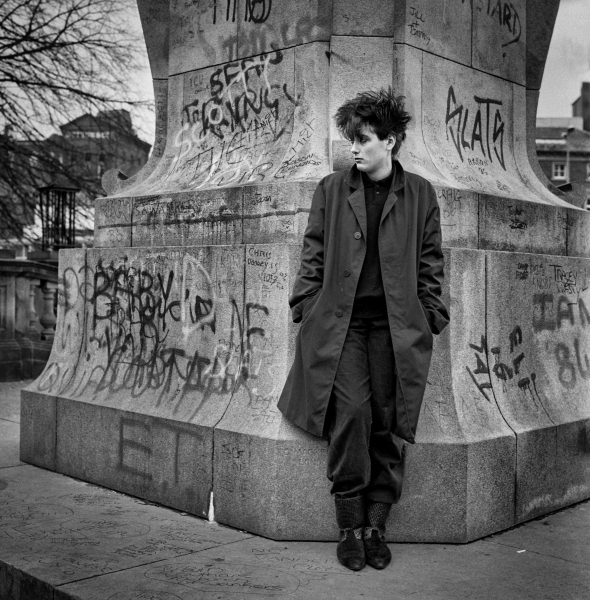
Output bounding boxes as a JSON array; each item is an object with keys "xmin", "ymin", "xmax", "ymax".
[{"xmin": 1, "ymin": 381, "xmax": 589, "ymax": 600}]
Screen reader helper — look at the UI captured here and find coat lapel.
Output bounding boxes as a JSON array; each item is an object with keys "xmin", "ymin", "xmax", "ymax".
[
  {"xmin": 380, "ymin": 160, "xmax": 406, "ymax": 225},
  {"xmin": 345, "ymin": 167, "xmax": 367, "ymax": 239},
  {"xmin": 347, "ymin": 188, "xmax": 367, "ymax": 239},
  {"xmin": 380, "ymin": 188, "xmax": 399, "ymax": 225}
]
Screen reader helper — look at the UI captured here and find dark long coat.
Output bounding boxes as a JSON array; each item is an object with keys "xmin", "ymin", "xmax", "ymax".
[{"xmin": 277, "ymin": 162, "xmax": 449, "ymax": 442}]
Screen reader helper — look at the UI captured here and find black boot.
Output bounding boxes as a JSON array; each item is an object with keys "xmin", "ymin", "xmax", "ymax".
[
  {"xmin": 364, "ymin": 501, "xmax": 392, "ymax": 569},
  {"xmin": 334, "ymin": 496, "xmax": 366, "ymax": 571}
]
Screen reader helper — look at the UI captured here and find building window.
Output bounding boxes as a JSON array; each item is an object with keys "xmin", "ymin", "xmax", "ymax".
[
  {"xmin": 586, "ymin": 163, "xmax": 590, "ymax": 181},
  {"xmin": 552, "ymin": 163, "xmax": 566, "ymax": 180},
  {"xmin": 85, "ymin": 153, "xmax": 91, "ymax": 162}
]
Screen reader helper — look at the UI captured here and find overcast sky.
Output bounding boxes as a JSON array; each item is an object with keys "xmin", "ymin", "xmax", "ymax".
[
  {"xmin": 130, "ymin": 1, "xmax": 590, "ymax": 144},
  {"xmin": 538, "ymin": 0, "xmax": 590, "ymax": 118}
]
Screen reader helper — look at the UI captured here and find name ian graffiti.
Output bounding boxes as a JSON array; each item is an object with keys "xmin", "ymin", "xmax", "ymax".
[
  {"xmin": 445, "ymin": 86, "xmax": 506, "ymax": 170},
  {"xmin": 533, "ymin": 294, "xmax": 590, "ymax": 389}
]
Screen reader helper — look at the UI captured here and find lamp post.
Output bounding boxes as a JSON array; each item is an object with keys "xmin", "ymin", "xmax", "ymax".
[{"xmin": 37, "ymin": 176, "xmax": 80, "ymax": 251}]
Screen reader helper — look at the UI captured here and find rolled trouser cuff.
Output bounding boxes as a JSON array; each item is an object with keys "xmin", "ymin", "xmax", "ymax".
[{"xmin": 335, "ymin": 495, "xmax": 365, "ymax": 530}]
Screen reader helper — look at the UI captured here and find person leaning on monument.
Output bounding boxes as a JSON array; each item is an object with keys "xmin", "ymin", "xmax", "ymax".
[{"xmin": 278, "ymin": 88, "xmax": 449, "ymax": 571}]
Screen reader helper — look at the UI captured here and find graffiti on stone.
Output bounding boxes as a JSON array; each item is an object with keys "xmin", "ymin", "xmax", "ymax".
[
  {"xmin": 465, "ymin": 0, "xmax": 522, "ymax": 47},
  {"xmin": 143, "ymin": 44, "xmax": 325, "ymax": 193},
  {"xmin": 38, "ymin": 249, "xmax": 282, "ymax": 427},
  {"xmin": 445, "ymin": 85, "xmax": 506, "ymax": 170},
  {"xmin": 466, "ymin": 326, "xmax": 543, "ymax": 408}
]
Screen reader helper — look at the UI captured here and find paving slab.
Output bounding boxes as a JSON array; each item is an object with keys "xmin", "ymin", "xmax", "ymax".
[
  {"xmin": 0, "ymin": 421, "xmax": 22, "ymax": 468},
  {"xmin": 0, "ymin": 380, "xmax": 30, "ymax": 424},
  {"xmin": 0, "ymin": 465, "xmax": 251, "ymax": 600},
  {"xmin": 56, "ymin": 521, "xmax": 590, "ymax": 600},
  {"xmin": 487, "ymin": 502, "xmax": 590, "ymax": 567}
]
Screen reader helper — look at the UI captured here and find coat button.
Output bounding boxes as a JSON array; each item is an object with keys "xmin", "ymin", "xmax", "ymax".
[
  {"xmin": 335, "ymin": 309, "xmax": 343, "ymax": 317},
  {"xmin": 343, "ymin": 269, "xmax": 350, "ymax": 277},
  {"xmin": 354, "ymin": 231, "xmax": 361, "ymax": 239}
]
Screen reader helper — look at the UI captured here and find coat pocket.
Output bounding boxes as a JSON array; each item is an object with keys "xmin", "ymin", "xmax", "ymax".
[
  {"xmin": 394, "ymin": 374, "xmax": 417, "ymax": 444},
  {"xmin": 301, "ymin": 290, "xmax": 321, "ymax": 323}
]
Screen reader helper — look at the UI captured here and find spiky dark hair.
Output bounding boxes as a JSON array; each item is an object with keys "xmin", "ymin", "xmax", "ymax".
[{"xmin": 334, "ymin": 88, "xmax": 411, "ymax": 155}]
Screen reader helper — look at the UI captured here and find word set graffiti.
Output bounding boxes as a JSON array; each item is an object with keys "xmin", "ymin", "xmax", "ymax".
[
  {"xmin": 465, "ymin": 0, "xmax": 522, "ymax": 47},
  {"xmin": 508, "ymin": 205, "xmax": 527, "ymax": 231},
  {"xmin": 181, "ymin": 52, "xmax": 294, "ymax": 140},
  {"xmin": 38, "ymin": 255, "xmax": 278, "ymax": 421},
  {"xmin": 119, "ymin": 416, "xmax": 205, "ymax": 483},
  {"xmin": 407, "ymin": 5, "xmax": 430, "ymax": 44},
  {"xmin": 445, "ymin": 86, "xmax": 506, "ymax": 170},
  {"xmin": 466, "ymin": 327, "xmax": 542, "ymax": 407},
  {"xmin": 163, "ymin": 48, "xmax": 315, "ymax": 190},
  {"xmin": 437, "ymin": 188, "xmax": 465, "ymax": 222},
  {"xmin": 212, "ymin": 0, "xmax": 272, "ymax": 25},
  {"xmin": 218, "ymin": 443, "xmax": 251, "ymax": 497},
  {"xmin": 517, "ymin": 262, "xmax": 589, "ymax": 297},
  {"xmin": 532, "ymin": 293, "xmax": 590, "ymax": 389}
]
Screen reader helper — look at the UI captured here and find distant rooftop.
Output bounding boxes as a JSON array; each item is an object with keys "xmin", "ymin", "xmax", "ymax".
[{"xmin": 536, "ymin": 117, "xmax": 584, "ymax": 130}]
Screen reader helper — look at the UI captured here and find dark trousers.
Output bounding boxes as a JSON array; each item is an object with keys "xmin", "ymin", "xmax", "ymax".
[{"xmin": 326, "ymin": 314, "xmax": 406, "ymax": 504}]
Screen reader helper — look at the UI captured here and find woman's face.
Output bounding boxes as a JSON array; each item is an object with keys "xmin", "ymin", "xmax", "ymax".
[{"xmin": 350, "ymin": 125, "xmax": 395, "ymax": 178}]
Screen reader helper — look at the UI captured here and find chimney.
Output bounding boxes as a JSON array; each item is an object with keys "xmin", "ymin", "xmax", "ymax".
[{"xmin": 572, "ymin": 82, "xmax": 590, "ymax": 131}]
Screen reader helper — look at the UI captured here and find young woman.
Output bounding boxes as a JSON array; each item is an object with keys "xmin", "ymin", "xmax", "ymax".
[{"xmin": 278, "ymin": 88, "xmax": 449, "ymax": 571}]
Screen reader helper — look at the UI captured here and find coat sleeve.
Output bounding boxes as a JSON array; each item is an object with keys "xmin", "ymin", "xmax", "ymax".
[
  {"xmin": 289, "ymin": 179, "xmax": 325, "ymax": 323},
  {"xmin": 418, "ymin": 183, "xmax": 450, "ymax": 335}
]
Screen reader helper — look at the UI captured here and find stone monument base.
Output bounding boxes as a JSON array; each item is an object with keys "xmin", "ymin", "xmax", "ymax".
[{"xmin": 21, "ymin": 239, "xmax": 590, "ymax": 542}]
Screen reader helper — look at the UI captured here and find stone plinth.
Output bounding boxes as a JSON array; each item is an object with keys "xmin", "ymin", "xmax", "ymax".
[{"xmin": 21, "ymin": 0, "xmax": 590, "ymax": 542}]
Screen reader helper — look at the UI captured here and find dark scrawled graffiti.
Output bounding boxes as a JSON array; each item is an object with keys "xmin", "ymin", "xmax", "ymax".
[
  {"xmin": 37, "ymin": 255, "xmax": 275, "ymax": 419},
  {"xmin": 181, "ymin": 52, "xmax": 296, "ymax": 141},
  {"xmin": 466, "ymin": 326, "xmax": 543, "ymax": 408},
  {"xmin": 161, "ymin": 48, "xmax": 319, "ymax": 190},
  {"xmin": 533, "ymin": 293, "xmax": 590, "ymax": 389},
  {"xmin": 464, "ymin": 0, "xmax": 522, "ymax": 47},
  {"xmin": 213, "ymin": 0, "xmax": 272, "ymax": 25},
  {"xmin": 445, "ymin": 85, "xmax": 506, "ymax": 170}
]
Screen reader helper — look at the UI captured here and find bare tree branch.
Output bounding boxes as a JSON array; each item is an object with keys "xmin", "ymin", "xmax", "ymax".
[{"xmin": 0, "ymin": 0, "xmax": 152, "ymax": 246}]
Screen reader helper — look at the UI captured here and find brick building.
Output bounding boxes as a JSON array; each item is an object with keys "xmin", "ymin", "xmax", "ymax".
[
  {"xmin": 536, "ymin": 82, "xmax": 590, "ymax": 209},
  {"xmin": 54, "ymin": 109, "xmax": 151, "ymax": 187},
  {"xmin": 0, "ymin": 109, "xmax": 150, "ymax": 254}
]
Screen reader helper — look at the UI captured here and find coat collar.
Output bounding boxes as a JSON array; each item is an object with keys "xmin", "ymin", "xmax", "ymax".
[
  {"xmin": 345, "ymin": 161, "xmax": 406, "ymax": 235},
  {"xmin": 344, "ymin": 160, "xmax": 406, "ymax": 192}
]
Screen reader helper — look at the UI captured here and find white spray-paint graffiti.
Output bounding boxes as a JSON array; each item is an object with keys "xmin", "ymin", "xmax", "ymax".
[
  {"xmin": 37, "ymin": 251, "xmax": 284, "ymax": 423},
  {"xmin": 149, "ymin": 49, "xmax": 322, "ymax": 192}
]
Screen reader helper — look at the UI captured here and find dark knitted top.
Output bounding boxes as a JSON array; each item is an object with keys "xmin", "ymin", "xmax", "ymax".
[{"xmin": 352, "ymin": 167, "xmax": 395, "ymax": 317}]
